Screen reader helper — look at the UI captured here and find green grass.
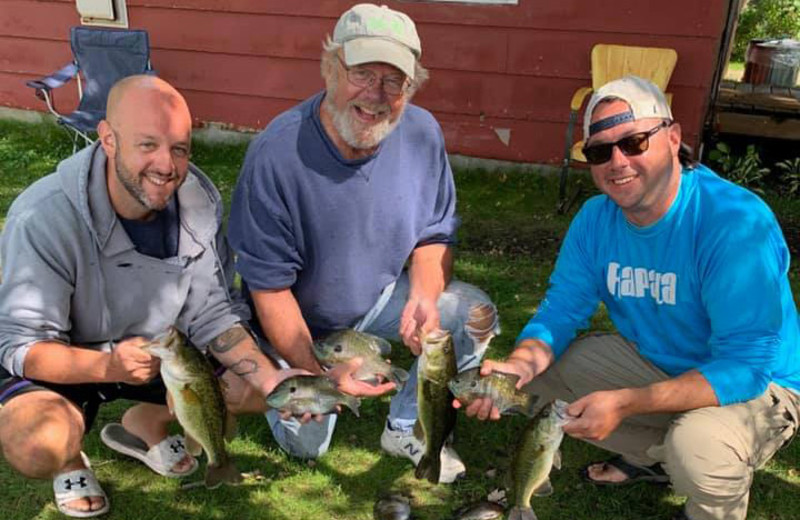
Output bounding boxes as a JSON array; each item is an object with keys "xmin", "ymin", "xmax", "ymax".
[{"xmin": 1, "ymin": 119, "xmax": 798, "ymax": 520}]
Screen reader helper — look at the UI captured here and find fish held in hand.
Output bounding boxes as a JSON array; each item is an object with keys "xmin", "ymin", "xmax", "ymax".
[
  {"xmin": 448, "ymin": 368, "xmax": 539, "ymax": 417},
  {"xmin": 146, "ymin": 327, "xmax": 241, "ymax": 489},
  {"xmin": 508, "ymin": 400, "xmax": 571, "ymax": 520},
  {"xmin": 266, "ymin": 374, "xmax": 360, "ymax": 417},
  {"xmin": 313, "ymin": 329, "xmax": 409, "ymax": 390},
  {"xmin": 415, "ymin": 328, "xmax": 458, "ymax": 484}
]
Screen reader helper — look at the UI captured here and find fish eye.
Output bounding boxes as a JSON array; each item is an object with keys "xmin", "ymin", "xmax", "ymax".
[
  {"xmin": 289, "ymin": 386, "xmax": 297, "ymax": 393},
  {"xmin": 334, "ymin": 344, "xmax": 343, "ymax": 353},
  {"xmin": 470, "ymin": 381, "xmax": 477, "ymax": 388}
]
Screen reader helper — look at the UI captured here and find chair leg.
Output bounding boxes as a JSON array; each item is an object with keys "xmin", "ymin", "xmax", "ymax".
[{"xmin": 557, "ymin": 110, "xmax": 579, "ymax": 214}]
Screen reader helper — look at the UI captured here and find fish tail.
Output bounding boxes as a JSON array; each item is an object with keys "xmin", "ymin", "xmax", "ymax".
[
  {"xmin": 414, "ymin": 454, "xmax": 440, "ymax": 484},
  {"xmin": 522, "ymin": 393, "xmax": 541, "ymax": 417},
  {"xmin": 390, "ymin": 367, "xmax": 410, "ymax": 391},
  {"xmin": 508, "ymin": 506, "xmax": 538, "ymax": 520},
  {"xmin": 204, "ymin": 458, "xmax": 242, "ymax": 489},
  {"xmin": 343, "ymin": 396, "xmax": 361, "ymax": 417}
]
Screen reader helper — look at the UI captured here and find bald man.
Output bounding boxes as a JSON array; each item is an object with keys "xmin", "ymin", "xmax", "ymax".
[{"xmin": 0, "ymin": 76, "xmax": 323, "ymax": 517}]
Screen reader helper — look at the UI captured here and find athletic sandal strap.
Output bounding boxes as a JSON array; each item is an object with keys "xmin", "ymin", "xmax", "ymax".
[
  {"xmin": 53, "ymin": 468, "xmax": 109, "ymax": 518},
  {"xmin": 580, "ymin": 455, "xmax": 669, "ymax": 486},
  {"xmin": 100, "ymin": 423, "xmax": 198, "ymax": 478}
]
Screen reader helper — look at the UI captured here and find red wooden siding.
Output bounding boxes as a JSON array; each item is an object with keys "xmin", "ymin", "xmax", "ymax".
[{"xmin": 0, "ymin": 0, "xmax": 730, "ymax": 164}]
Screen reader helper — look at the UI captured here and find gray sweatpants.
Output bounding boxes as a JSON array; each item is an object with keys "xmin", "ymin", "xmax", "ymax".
[{"xmin": 526, "ymin": 333, "xmax": 800, "ymax": 520}]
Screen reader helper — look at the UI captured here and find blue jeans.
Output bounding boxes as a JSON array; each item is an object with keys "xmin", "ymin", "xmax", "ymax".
[{"xmin": 264, "ymin": 272, "xmax": 498, "ymax": 458}]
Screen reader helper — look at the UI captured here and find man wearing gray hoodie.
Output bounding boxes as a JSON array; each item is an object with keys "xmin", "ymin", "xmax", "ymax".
[{"xmin": 0, "ymin": 76, "xmax": 378, "ymax": 517}]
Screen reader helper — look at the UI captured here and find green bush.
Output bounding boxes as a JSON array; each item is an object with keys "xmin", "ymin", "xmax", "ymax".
[{"xmin": 732, "ymin": 0, "xmax": 800, "ymax": 62}]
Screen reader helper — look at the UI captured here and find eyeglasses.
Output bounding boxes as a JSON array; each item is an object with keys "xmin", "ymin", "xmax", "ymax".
[
  {"xmin": 337, "ymin": 55, "xmax": 409, "ymax": 96},
  {"xmin": 582, "ymin": 121, "xmax": 670, "ymax": 165}
]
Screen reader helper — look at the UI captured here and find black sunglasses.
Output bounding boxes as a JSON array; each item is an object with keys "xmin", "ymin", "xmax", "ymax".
[{"xmin": 582, "ymin": 121, "xmax": 670, "ymax": 165}]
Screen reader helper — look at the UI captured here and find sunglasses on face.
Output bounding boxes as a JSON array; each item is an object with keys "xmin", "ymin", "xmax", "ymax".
[{"xmin": 582, "ymin": 121, "xmax": 670, "ymax": 165}]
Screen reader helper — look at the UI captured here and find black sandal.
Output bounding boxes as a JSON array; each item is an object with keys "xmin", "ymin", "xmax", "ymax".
[{"xmin": 580, "ymin": 454, "xmax": 669, "ymax": 486}]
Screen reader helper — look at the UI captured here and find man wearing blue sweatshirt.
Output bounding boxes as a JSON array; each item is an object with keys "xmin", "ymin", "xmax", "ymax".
[
  {"xmin": 460, "ymin": 76, "xmax": 799, "ymax": 520},
  {"xmin": 227, "ymin": 4, "xmax": 498, "ymax": 483}
]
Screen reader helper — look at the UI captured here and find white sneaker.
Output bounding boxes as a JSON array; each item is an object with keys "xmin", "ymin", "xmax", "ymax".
[{"xmin": 380, "ymin": 423, "xmax": 466, "ymax": 483}]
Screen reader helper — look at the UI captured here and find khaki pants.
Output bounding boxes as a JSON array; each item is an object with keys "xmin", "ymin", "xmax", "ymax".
[{"xmin": 526, "ymin": 333, "xmax": 800, "ymax": 520}]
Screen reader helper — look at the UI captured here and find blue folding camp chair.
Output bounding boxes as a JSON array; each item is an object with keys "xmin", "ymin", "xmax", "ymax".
[{"xmin": 26, "ymin": 26, "xmax": 153, "ymax": 150}]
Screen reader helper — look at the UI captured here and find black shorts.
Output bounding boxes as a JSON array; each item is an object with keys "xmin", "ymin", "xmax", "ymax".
[{"xmin": 0, "ymin": 367, "xmax": 168, "ymax": 431}]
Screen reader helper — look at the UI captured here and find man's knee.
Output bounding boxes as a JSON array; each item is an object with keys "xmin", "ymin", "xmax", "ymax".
[
  {"xmin": 0, "ymin": 392, "xmax": 85, "ymax": 478},
  {"xmin": 663, "ymin": 409, "xmax": 752, "ymax": 501},
  {"xmin": 439, "ymin": 281, "xmax": 499, "ymax": 345}
]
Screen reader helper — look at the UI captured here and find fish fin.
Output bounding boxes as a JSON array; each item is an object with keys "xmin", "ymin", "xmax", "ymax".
[
  {"xmin": 179, "ymin": 385, "xmax": 201, "ymax": 406},
  {"xmin": 224, "ymin": 412, "xmax": 237, "ymax": 442},
  {"xmin": 532, "ymin": 478, "xmax": 554, "ymax": 497},
  {"xmin": 553, "ymin": 449, "xmax": 562, "ymax": 470},
  {"xmin": 185, "ymin": 434, "xmax": 203, "ymax": 457},
  {"xmin": 522, "ymin": 393, "xmax": 541, "ymax": 417},
  {"xmin": 412, "ymin": 420, "xmax": 424, "ymax": 441},
  {"xmin": 414, "ymin": 454, "xmax": 440, "ymax": 484},
  {"xmin": 390, "ymin": 367, "xmax": 409, "ymax": 391},
  {"xmin": 508, "ymin": 506, "xmax": 538, "ymax": 520},
  {"xmin": 204, "ymin": 458, "xmax": 242, "ymax": 489},
  {"xmin": 165, "ymin": 390, "xmax": 175, "ymax": 415},
  {"xmin": 343, "ymin": 396, "xmax": 361, "ymax": 417}
]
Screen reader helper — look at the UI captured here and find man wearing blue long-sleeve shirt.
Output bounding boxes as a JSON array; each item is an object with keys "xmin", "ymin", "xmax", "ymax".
[{"xmin": 459, "ymin": 76, "xmax": 799, "ymax": 520}]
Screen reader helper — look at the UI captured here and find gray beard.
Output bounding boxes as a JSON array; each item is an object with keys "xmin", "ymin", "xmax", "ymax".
[{"xmin": 324, "ymin": 90, "xmax": 401, "ymax": 150}]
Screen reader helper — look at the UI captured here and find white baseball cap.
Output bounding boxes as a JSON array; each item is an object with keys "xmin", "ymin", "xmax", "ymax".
[
  {"xmin": 332, "ymin": 3, "xmax": 421, "ymax": 80},
  {"xmin": 583, "ymin": 75, "xmax": 672, "ymax": 139}
]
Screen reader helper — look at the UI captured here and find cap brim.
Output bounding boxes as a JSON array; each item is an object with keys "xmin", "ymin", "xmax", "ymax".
[{"xmin": 343, "ymin": 38, "xmax": 416, "ymax": 80}]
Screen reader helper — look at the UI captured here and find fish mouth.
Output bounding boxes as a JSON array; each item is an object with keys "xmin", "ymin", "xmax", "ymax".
[
  {"xmin": 145, "ymin": 326, "xmax": 180, "ymax": 358},
  {"xmin": 551, "ymin": 399, "xmax": 572, "ymax": 425}
]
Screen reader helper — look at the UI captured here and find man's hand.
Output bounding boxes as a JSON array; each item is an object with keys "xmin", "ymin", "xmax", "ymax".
[
  {"xmin": 563, "ymin": 389, "xmax": 633, "ymax": 441},
  {"xmin": 106, "ymin": 336, "xmax": 160, "ymax": 385},
  {"xmin": 326, "ymin": 357, "xmax": 396, "ymax": 397},
  {"xmin": 453, "ymin": 357, "xmax": 536, "ymax": 421},
  {"xmin": 399, "ymin": 297, "xmax": 440, "ymax": 355}
]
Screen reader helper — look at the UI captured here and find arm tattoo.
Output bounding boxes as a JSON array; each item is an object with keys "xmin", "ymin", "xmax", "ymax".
[
  {"xmin": 230, "ymin": 358, "xmax": 258, "ymax": 377},
  {"xmin": 208, "ymin": 325, "xmax": 249, "ymax": 354}
]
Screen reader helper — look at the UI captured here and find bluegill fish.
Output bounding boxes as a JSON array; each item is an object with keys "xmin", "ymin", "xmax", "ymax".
[
  {"xmin": 266, "ymin": 374, "xmax": 360, "ymax": 417},
  {"xmin": 414, "ymin": 329, "xmax": 458, "ymax": 484},
  {"xmin": 146, "ymin": 328, "xmax": 241, "ymax": 489},
  {"xmin": 313, "ymin": 329, "xmax": 409, "ymax": 390},
  {"xmin": 508, "ymin": 400, "xmax": 571, "ymax": 520},
  {"xmin": 448, "ymin": 368, "xmax": 539, "ymax": 417}
]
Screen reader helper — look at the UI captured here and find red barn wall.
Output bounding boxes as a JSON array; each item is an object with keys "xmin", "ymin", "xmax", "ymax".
[{"xmin": 0, "ymin": 0, "xmax": 729, "ymax": 164}]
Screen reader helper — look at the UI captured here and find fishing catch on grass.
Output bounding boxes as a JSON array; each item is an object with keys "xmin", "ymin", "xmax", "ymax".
[
  {"xmin": 508, "ymin": 400, "xmax": 571, "ymax": 520},
  {"xmin": 448, "ymin": 367, "xmax": 539, "ymax": 417},
  {"xmin": 414, "ymin": 328, "xmax": 458, "ymax": 484},
  {"xmin": 266, "ymin": 374, "xmax": 361, "ymax": 417},
  {"xmin": 146, "ymin": 327, "xmax": 242, "ymax": 489},
  {"xmin": 313, "ymin": 329, "xmax": 409, "ymax": 390}
]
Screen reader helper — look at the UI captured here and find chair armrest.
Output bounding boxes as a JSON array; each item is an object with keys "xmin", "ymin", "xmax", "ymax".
[
  {"xmin": 570, "ymin": 87, "xmax": 594, "ymax": 111},
  {"xmin": 26, "ymin": 62, "xmax": 79, "ymax": 92}
]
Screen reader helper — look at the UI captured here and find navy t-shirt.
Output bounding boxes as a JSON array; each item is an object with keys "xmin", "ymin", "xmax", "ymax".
[
  {"xmin": 119, "ymin": 196, "xmax": 180, "ymax": 259},
  {"xmin": 228, "ymin": 92, "xmax": 458, "ymax": 337}
]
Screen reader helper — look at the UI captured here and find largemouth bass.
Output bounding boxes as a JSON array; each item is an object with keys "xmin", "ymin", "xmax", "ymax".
[
  {"xmin": 414, "ymin": 328, "xmax": 458, "ymax": 483},
  {"xmin": 266, "ymin": 374, "xmax": 360, "ymax": 417},
  {"xmin": 313, "ymin": 329, "xmax": 409, "ymax": 390},
  {"xmin": 448, "ymin": 368, "xmax": 539, "ymax": 417},
  {"xmin": 508, "ymin": 400, "xmax": 571, "ymax": 520},
  {"xmin": 146, "ymin": 328, "xmax": 241, "ymax": 489}
]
